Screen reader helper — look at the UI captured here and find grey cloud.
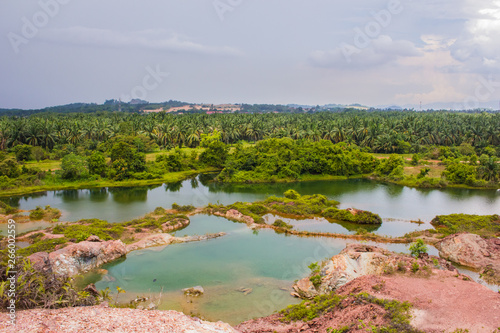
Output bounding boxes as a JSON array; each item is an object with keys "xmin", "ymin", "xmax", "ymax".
[
  {"xmin": 309, "ymin": 35, "xmax": 422, "ymax": 69},
  {"xmin": 38, "ymin": 26, "xmax": 243, "ymax": 57}
]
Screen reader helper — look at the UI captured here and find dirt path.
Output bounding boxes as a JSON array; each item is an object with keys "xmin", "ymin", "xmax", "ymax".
[
  {"xmin": 237, "ymin": 272, "xmax": 500, "ymax": 333},
  {"xmin": 340, "ymin": 274, "xmax": 500, "ymax": 332}
]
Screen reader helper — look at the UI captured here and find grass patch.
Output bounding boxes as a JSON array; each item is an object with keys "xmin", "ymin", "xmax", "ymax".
[
  {"xmin": 280, "ymin": 292, "xmax": 421, "ymax": 332},
  {"xmin": 430, "ymin": 214, "xmax": 500, "ymax": 236},
  {"xmin": 24, "ymin": 159, "xmax": 62, "ymax": 171},
  {"xmin": 52, "ymin": 219, "xmax": 124, "ymax": 242},
  {"xmin": 17, "ymin": 238, "xmax": 69, "ymax": 257},
  {"xmin": 280, "ymin": 293, "xmax": 344, "ymax": 322},
  {"xmin": 322, "ymin": 207, "xmax": 382, "ymax": 225},
  {"xmin": 272, "ymin": 219, "xmax": 293, "ymax": 229},
  {"xmin": 172, "ymin": 203, "xmax": 195, "ymax": 212},
  {"xmin": 0, "ymin": 201, "xmax": 18, "ymax": 215},
  {"xmin": 28, "ymin": 205, "xmax": 61, "ymax": 221},
  {"xmin": 263, "ymin": 190, "xmax": 340, "ymax": 216}
]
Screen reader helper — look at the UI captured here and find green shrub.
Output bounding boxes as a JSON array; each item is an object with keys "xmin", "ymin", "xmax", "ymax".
[
  {"xmin": 29, "ymin": 206, "xmax": 45, "ymax": 220},
  {"xmin": 308, "ymin": 262, "xmax": 322, "ymax": 288},
  {"xmin": 0, "ymin": 201, "xmax": 18, "ymax": 215},
  {"xmin": 284, "ymin": 189, "xmax": 300, "ymax": 199},
  {"xmin": 409, "ymin": 239, "xmax": 428, "ymax": 258},
  {"xmin": 153, "ymin": 207, "xmax": 166, "ymax": 215}
]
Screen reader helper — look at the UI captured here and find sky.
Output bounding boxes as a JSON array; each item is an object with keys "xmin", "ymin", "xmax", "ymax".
[{"xmin": 1, "ymin": 0, "xmax": 500, "ymax": 110}]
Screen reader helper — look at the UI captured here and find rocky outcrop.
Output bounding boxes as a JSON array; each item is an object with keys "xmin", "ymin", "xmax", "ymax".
[
  {"xmin": 126, "ymin": 232, "xmax": 226, "ymax": 252},
  {"xmin": 436, "ymin": 232, "xmax": 500, "ymax": 284},
  {"xmin": 293, "ymin": 244, "xmax": 456, "ymax": 298},
  {"xmin": 176, "ymin": 232, "xmax": 226, "ymax": 243},
  {"xmin": 28, "ymin": 233, "xmax": 227, "ymax": 278},
  {"xmin": 214, "ymin": 209, "xmax": 254, "ymax": 225},
  {"xmin": 28, "ymin": 238, "xmax": 127, "ymax": 277},
  {"xmin": 0, "ymin": 305, "xmax": 238, "ymax": 333},
  {"xmin": 161, "ymin": 218, "xmax": 190, "ymax": 232}
]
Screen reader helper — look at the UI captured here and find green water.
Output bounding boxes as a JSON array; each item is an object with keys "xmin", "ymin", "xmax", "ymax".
[{"xmin": 80, "ymin": 214, "xmax": 433, "ymax": 324}]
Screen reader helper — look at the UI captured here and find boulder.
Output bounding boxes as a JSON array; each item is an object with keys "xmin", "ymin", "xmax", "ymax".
[
  {"xmin": 435, "ymin": 233, "xmax": 496, "ymax": 269},
  {"xmin": 293, "ymin": 277, "xmax": 318, "ymax": 298},
  {"xmin": 83, "ymin": 283, "xmax": 100, "ymax": 297},
  {"xmin": 86, "ymin": 235, "xmax": 102, "ymax": 242},
  {"xmin": 436, "ymin": 233, "xmax": 500, "ymax": 284}
]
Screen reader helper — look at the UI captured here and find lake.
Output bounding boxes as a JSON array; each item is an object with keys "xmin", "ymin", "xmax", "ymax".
[{"xmin": 2, "ymin": 177, "xmax": 499, "ymax": 324}]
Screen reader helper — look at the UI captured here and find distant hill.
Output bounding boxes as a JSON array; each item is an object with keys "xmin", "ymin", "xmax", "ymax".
[{"xmin": 0, "ymin": 100, "xmax": 189, "ymax": 116}]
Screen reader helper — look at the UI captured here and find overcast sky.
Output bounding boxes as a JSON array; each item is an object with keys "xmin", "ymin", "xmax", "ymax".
[{"xmin": 1, "ymin": 0, "xmax": 500, "ymax": 109}]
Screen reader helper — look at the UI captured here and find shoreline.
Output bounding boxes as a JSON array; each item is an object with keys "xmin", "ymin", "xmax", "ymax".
[
  {"xmin": 2, "ymin": 171, "xmax": 498, "ymax": 198},
  {"xmin": 0, "ymin": 168, "xmax": 218, "ymax": 197}
]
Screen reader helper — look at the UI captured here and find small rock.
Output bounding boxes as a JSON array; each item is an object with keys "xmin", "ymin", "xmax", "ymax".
[
  {"xmin": 146, "ymin": 302, "xmax": 157, "ymax": 310},
  {"xmin": 83, "ymin": 283, "xmax": 99, "ymax": 297},
  {"xmin": 86, "ymin": 235, "xmax": 102, "ymax": 242},
  {"xmin": 182, "ymin": 286, "xmax": 204, "ymax": 296},
  {"xmin": 102, "ymin": 275, "xmax": 116, "ymax": 282}
]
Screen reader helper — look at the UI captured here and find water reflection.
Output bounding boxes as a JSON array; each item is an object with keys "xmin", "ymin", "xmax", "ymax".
[
  {"xmin": 165, "ymin": 181, "xmax": 183, "ymax": 192},
  {"xmin": 55, "ymin": 189, "xmax": 80, "ymax": 202},
  {"xmin": 190, "ymin": 177, "xmax": 199, "ymax": 189},
  {"xmin": 88, "ymin": 188, "xmax": 109, "ymax": 202},
  {"xmin": 2, "ymin": 175, "xmax": 499, "ymax": 224},
  {"xmin": 108, "ymin": 187, "xmax": 150, "ymax": 203},
  {"xmin": 385, "ymin": 183, "xmax": 404, "ymax": 198}
]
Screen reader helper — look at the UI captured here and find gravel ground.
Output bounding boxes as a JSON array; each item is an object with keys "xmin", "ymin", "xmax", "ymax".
[{"xmin": 0, "ymin": 304, "xmax": 237, "ymax": 333}]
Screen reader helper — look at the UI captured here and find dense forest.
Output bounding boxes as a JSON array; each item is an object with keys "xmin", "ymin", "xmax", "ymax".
[
  {"xmin": 0, "ymin": 111, "xmax": 499, "ymax": 150},
  {"xmin": 0, "ymin": 110, "xmax": 498, "ymax": 193}
]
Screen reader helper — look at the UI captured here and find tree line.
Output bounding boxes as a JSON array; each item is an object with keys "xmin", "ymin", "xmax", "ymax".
[{"xmin": 0, "ymin": 111, "xmax": 498, "ymax": 153}]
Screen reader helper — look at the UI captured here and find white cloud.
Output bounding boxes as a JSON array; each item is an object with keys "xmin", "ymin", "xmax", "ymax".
[
  {"xmin": 38, "ymin": 26, "xmax": 243, "ymax": 57},
  {"xmin": 309, "ymin": 35, "xmax": 422, "ymax": 69},
  {"xmin": 449, "ymin": 1, "xmax": 500, "ymax": 73}
]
